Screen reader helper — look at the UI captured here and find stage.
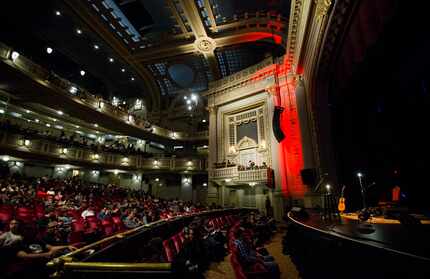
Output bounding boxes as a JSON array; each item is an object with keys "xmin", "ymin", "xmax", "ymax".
[{"xmin": 285, "ymin": 210, "xmax": 430, "ymax": 278}]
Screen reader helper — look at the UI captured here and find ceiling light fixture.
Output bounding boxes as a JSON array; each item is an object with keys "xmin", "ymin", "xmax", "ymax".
[
  {"xmin": 93, "ymin": 44, "xmax": 99, "ymax": 50},
  {"xmin": 55, "ymin": 10, "xmax": 61, "ymax": 16},
  {"xmin": 187, "ymin": 106, "xmax": 192, "ymax": 111},
  {"xmin": 46, "ymin": 47, "xmax": 53, "ymax": 54},
  {"xmin": 130, "ymin": 77, "xmax": 135, "ymax": 81},
  {"xmin": 80, "ymin": 70, "xmax": 86, "ymax": 76},
  {"xmin": 121, "ymin": 68, "xmax": 125, "ymax": 72},
  {"xmin": 202, "ymin": 119, "xmax": 206, "ymax": 123},
  {"xmin": 76, "ymin": 29, "xmax": 82, "ymax": 35},
  {"xmin": 108, "ymin": 57, "xmax": 114, "ymax": 63}
]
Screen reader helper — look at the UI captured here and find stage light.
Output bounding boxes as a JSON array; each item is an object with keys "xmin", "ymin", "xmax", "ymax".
[
  {"xmin": 46, "ymin": 123, "xmax": 51, "ymax": 127},
  {"xmin": 46, "ymin": 47, "xmax": 53, "ymax": 54},
  {"xmin": 76, "ymin": 29, "xmax": 82, "ymax": 35},
  {"xmin": 57, "ymin": 110, "xmax": 63, "ymax": 115},
  {"xmin": 186, "ymin": 100, "xmax": 191, "ymax": 105},
  {"xmin": 35, "ymin": 119, "xmax": 39, "ymax": 123},
  {"xmin": 11, "ymin": 51, "xmax": 19, "ymax": 61},
  {"xmin": 121, "ymin": 68, "xmax": 125, "ymax": 72},
  {"xmin": 55, "ymin": 10, "xmax": 61, "ymax": 16},
  {"xmin": 108, "ymin": 57, "xmax": 114, "ymax": 63},
  {"xmin": 155, "ymin": 178, "xmax": 159, "ymax": 182},
  {"xmin": 191, "ymin": 94, "xmax": 197, "ymax": 101},
  {"xmin": 188, "ymin": 106, "xmax": 192, "ymax": 111},
  {"xmin": 131, "ymin": 77, "xmax": 135, "ymax": 81},
  {"xmin": 184, "ymin": 96, "xmax": 188, "ymax": 100},
  {"xmin": 93, "ymin": 123, "xmax": 98, "ymax": 127},
  {"xmin": 93, "ymin": 44, "xmax": 99, "ymax": 50},
  {"xmin": 80, "ymin": 70, "xmax": 86, "ymax": 76},
  {"xmin": 357, "ymin": 172, "xmax": 363, "ymax": 177}
]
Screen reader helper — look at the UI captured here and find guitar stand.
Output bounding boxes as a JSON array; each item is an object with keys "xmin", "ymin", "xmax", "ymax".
[{"xmin": 321, "ymin": 193, "xmax": 340, "ymax": 221}]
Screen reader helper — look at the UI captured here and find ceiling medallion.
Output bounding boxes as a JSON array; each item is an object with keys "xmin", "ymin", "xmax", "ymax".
[{"xmin": 194, "ymin": 37, "xmax": 216, "ymax": 53}]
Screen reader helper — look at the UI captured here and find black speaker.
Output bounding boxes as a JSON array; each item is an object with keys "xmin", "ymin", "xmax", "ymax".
[
  {"xmin": 273, "ymin": 106, "xmax": 285, "ymax": 142},
  {"xmin": 300, "ymin": 168, "xmax": 317, "ymax": 186}
]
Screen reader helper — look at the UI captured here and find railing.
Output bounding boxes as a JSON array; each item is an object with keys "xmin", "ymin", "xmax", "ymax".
[
  {"xmin": 47, "ymin": 209, "xmax": 252, "ymax": 278},
  {"xmin": 0, "ymin": 41, "xmax": 208, "ymax": 141},
  {"xmin": 210, "ymin": 166, "xmax": 269, "ymax": 183},
  {"xmin": 211, "ymin": 166, "xmax": 238, "ymax": 178},
  {"xmin": 238, "ymin": 168, "xmax": 268, "ymax": 182},
  {"xmin": 0, "ymin": 130, "xmax": 206, "ymax": 172}
]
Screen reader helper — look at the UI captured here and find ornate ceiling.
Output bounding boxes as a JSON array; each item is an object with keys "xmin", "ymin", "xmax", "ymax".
[{"xmin": 0, "ymin": 0, "xmax": 290, "ymax": 129}]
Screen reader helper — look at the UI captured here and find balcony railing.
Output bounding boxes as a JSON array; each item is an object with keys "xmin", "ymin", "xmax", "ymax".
[
  {"xmin": 0, "ymin": 131, "xmax": 207, "ymax": 172},
  {"xmin": 210, "ymin": 166, "xmax": 270, "ymax": 183}
]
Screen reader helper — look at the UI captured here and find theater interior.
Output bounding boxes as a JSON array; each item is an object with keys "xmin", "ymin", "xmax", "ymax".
[{"xmin": 1, "ymin": 0, "xmax": 429, "ymax": 278}]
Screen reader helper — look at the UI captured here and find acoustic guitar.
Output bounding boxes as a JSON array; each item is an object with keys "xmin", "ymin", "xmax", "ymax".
[{"xmin": 338, "ymin": 185, "xmax": 346, "ymax": 213}]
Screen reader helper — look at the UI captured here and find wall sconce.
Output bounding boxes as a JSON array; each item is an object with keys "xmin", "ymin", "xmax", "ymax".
[
  {"xmin": 18, "ymin": 139, "xmax": 31, "ymax": 147},
  {"xmin": 229, "ymin": 146, "xmax": 237, "ymax": 153},
  {"xmin": 260, "ymin": 140, "xmax": 266, "ymax": 149},
  {"xmin": 10, "ymin": 51, "xmax": 20, "ymax": 61}
]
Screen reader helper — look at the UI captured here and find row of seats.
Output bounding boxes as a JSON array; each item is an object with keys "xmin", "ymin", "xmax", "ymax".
[
  {"xmin": 228, "ymin": 223, "xmax": 270, "ymax": 279},
  {"xmin": 162, "ymin": 215, "xmax": 236, "ymax": 263}
]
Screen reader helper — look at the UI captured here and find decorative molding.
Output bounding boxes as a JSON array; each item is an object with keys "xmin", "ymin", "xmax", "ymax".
[
  {"xmin": 237, "ymin": 136, "xmax": 257, "ymax": 150},
  {"xmin": 315, "ymin": 0, "xmax": 333, "ymax": 21},
  {"xmin": 194, "ymin": 37, "xmax": 217, "ymax": 53}
]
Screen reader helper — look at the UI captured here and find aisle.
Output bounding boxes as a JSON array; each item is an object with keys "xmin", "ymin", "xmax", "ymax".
[
  {"xmin": 266, "ymin": 231, "xmax": 301, "ymax": 279},
  {"xmin": 205, "ymin": 230, "xmax": 300, "ymax": 279}
]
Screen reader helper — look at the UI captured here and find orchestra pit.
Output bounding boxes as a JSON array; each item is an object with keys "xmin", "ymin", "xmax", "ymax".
[{"xmin": 1, "ymin": 1, "xmax": 430, "ymax": 278}]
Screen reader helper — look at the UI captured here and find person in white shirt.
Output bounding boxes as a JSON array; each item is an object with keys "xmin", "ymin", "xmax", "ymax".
[
  {"xmin": 81, "ymin": 206, "xmax": 95, "ymax": 219},
  {"xmin": 0, "ymin": 220, "xmax": 23, "ymax": 248}
]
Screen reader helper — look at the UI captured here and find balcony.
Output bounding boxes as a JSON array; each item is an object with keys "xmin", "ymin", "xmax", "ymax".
[
  {"xmin": 210, "ymin": 165, "xmax": 272, "ymax": 185},
  {"xmin": 0, "ymin": 130, "xmax": 207, "ymax": 173}
]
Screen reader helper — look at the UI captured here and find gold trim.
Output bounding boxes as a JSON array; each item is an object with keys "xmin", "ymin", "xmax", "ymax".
[{"xmin": 63, "ymin": 262, "xmax": 171, "ymax": 271}]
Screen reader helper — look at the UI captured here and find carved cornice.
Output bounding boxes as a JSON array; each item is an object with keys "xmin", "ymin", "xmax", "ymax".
[
  {"xmin": 315, "ymin": 0, "xmax": 333, "ymax": 21},
  {"xmin": 285, "ymin": 0, "xmax": 305, "ymax": 69}
]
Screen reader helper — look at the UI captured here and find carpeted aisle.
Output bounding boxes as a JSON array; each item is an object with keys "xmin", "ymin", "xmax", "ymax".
[
  {"xmin": 205, "ymin": 229, "xmax": 300, "ymax": 279},
  {"xmin": 266, "ymin": 230, "xmax": 301, "ymax": 279}
]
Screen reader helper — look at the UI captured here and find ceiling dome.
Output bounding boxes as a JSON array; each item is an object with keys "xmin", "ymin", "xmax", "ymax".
[{"xmin": 168, "ymin": 64, "xmax": 195, "ymax": 88}]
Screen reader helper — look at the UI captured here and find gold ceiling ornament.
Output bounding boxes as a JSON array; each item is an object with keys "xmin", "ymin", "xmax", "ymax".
[
  {"xmin": 194, "ymin": 36, "xmax": 217, "ymax": 54},
  {"xmin": 315, "ymin": 0, "xmax": 332, "ymax": 21}
]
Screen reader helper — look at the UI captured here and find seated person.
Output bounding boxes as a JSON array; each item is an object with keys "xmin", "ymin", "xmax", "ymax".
[
  {"xmin": 172, "ymin": 226, "xmax": 209, "ymax": 278},
  {"xmin": 0, "ymin": 219, "xmax": 76, "ymax": 278},
  {"xmin": 233, "ymin": 227, "xmax": 279, "ymax": 277}
]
